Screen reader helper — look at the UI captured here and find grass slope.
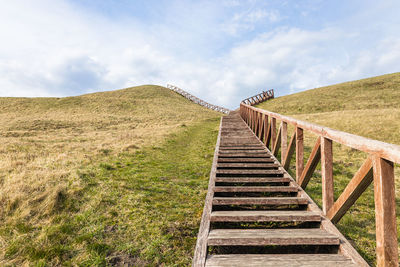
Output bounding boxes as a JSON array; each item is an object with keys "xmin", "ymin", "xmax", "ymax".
[
  {"xmin": 0, "ymin": 85, "xmax": 221, "ymax": 265},
  {"xmin": 257, "ymin": 72, "xmax": 400, "ymax": 265}
]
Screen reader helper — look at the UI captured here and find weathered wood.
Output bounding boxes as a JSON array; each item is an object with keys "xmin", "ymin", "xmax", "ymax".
[
  {"xmin": 298, "ymin": 137, "xmax": 321, "ymax": 189},
  {"xmin": 213, "ymin": 186, "xmax": 298, "ymax": 193},
  {"xmin": 296, "ymin": 127, "xmax": 304, "ymax": 182},
  {"xmin": 327, "ymin": 157, "xmax": 373, "ymax": 223},
  {"xmin": 210, "ymin": 210, "xmax": 321, "ymax": 222},
  {"xmin": 271, "ymin": 117, "xmax": 276, "ymax": 150},
  {"xmin": 283, "ymin": 131, "xmax": 296, "ymax": 169},
  {"xmin": 218, "ymin": 153, "xmax": 271, "ymax": 158},
  {"xmin": 219, "ymin": 150, "xmax": 268, "ymax": 154},
  {"xmin": 216, "ymin": 169, "xmax": 283, "ymax": 176},
  {"xmin": 272, "ymin": 124, "xmax": 281, "ymax": 156},
  {"xmin": 281, "ymin": 122, "xmax": 287, "ymax": 162},
  {"xmin": 192, "ymin": 119, "xmax": 222, "ymax": 266},
  {"xmin": 265, "ymin": 120, "xmax": 271, "ymax": 148},
  {"xmin": 372, "ymin": 156, "xmax": 398, "ymax": 267},
  {"xmin": 321, "ymin": 137, "xmax": 334, "ymax": 214},
  {"xmin": 212, "ymin": 197, "xmax": 308, "ymax": 205},
  {"xmin": 217, "ymin": 163, "xmax": 279, "ymax": 169},
  {"xmin": 263, "ymin": 114, "xmax": 268, "ymax": 145},
  {"xmin": 240, "ymin": 103, "xmax": 400, "ymax": 164},
  {"xmin": 215, "ymin": 177, "xmax": 290, "ymax": 183},
  {"xmin": 207, "ymin": 229, "xmax": 340, "ymax": 246},
  {"xmin": 217, "ymin": 158, "xmax": 275, "ymax": 163},
  {"xmin": 206, "ymin": 254, "xmax": 356, "ymax": 267}
]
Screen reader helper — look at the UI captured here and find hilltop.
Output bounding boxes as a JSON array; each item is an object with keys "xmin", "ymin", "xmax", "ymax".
[
  {"xmin": 0, "ymin": 85, "xmax": 221, "ymax": 265},
  {"xmin": 257, "ymin": 72, "xmax": 400, "ymax": 145},
  {"xmin": 257, "ymin": 72, "xmax": 400, "ymax": 264}
]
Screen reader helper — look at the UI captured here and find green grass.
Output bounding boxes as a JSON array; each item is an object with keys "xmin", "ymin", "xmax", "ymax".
[
  {"xmin": 0, "ymin": 85, "xmax": 222, "ymax": 265},
  {"xmin": 257, "ymin": 72, "xmax": 400, "ymax": 265},
  {"xmin": 1, "ymin": 116, "xmax": 220, "ymax": 266}
]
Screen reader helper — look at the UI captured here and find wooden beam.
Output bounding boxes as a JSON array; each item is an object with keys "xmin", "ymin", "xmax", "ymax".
[
  {"xmin": 241, "ymin": 104, "xmax": 400, "ymax": 164},
  {"xmin": 271, "ymin": 117, "xmax": 276, "ymax": 149},
  {"xmin": 192, "ymin": 119, "xmax": 222, "ymax": 266},
  {"xmin": 265, "ymin": 121, "xmax": 271, "ymax": 148},
  {"xmin": 373, "ymin": 156, "xmax": 398, "ymax": 267},
  {"xmin": 296, "ymin": 127, "xmax": 304, "ymax": 183},
  {"xmin": 299, "ymin": 137, "xmax": 321, "ymax": 189},
  {"xmin": 272, "ymin": 124, "xmax": 282, "ymax": 157},
  {"xmin": 327, "ymin": 157, "xmax": 373, "ymax": 223},
  {"xmin": 281, "ymin": 122, "xmax": 288, "ymax": 163},
  {"xmin": 321, "ymin": 137, "xmax": 334, "ymax": 214},
  {"xmin": 263, "ymin": 115, "xmax": 269, "ymax": 145},
  {"xmin": 283, "ymin": 131, "xmax": 296, "ymax": 170}
]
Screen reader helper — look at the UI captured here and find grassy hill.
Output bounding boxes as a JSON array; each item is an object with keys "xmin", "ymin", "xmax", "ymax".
[
  {"xmin": 0, "ymin": 85, "xmax": 222, "ymax": 265},
  {"xmin": 257, "ymin": 72, "xmax": 400, "ymax": 265}
]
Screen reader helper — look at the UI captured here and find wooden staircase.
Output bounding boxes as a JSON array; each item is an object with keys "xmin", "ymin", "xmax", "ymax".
[{"xmin": 193, "ymin": 111, "xmax": 368, "ymax": 267}]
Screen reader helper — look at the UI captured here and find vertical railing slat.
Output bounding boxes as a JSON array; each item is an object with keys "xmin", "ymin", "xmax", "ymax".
[
  {"xmin": 373, "ymin": 156, "xmax": 398, "ymax": 267},
  {"xmin": 321, "ymin": 137, "xmax": 334, "ymax": 214},
  {"xmin": 296, "ymin": 127, "xmax": 304, "ymax": 183}
]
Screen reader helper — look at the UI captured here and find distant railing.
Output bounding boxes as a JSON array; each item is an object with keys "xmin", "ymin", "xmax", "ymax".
[
  {"xmin": 241, "ymin": 89, "xmax": 274, "ymax": 105},
  {"xmin": 167, "ymin": 84, "xmax": 230, "ymax": 114},
  {"xmin": 240, "ymin": 103, "xmax": 399, "ymax": 266}
]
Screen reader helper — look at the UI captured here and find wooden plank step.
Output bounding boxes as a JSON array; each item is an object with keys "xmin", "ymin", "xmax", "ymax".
[
  {"xmin": 205, "ymin": 254, "xmax": 356, "ymax": 267},
  {"xmin": 219, "ymin": 146, "xmax": 267, "ymax": 151},
  {"xmin": 210, "ymin": 210, "xmax": 321, "ymax": 222},
  {"xmin": 216, "ymin": 170, "xmax": 283, "ymax": 176},
  {"xmin": 207, "ymin": 229, "xmax": 340, "ymax": 246},
  {"xmin": 218, "ymin": 153, "xmax": 271, "ymax": 158},
  {"xmin": 217, "ymin": 163, "xmax": 279, "ymax": 169},
  {"xmin": 219, "ymin": 150, "xmax": 268, "ymax": 154},
  {"xmin": 218, "ymin": 158, "xmax": 275, "ymax": 163},
  {"xmin": 214, "ymin": 186, "xmax": 298, "ymax": 193},
  {"xmin": 212, "ymin": 197, "xmax": 308, "ymax": 206},
  {"xmin": 215, "ymin": 177, "xmax": 290, "ymax": 183}
]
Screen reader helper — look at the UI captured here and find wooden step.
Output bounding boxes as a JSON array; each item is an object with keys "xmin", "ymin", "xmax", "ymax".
[
  {"xmin": 210, "ymin": 210, "xmax": 321, "ymax": 222},
  {"xmin": 216, "ymin": 169, "xmax": 283, "ymax": 177},
  {"xmin": 219, "ymin": 147, "xmax": 265, "ymax": 150},
  {"xmin": 212, "ymin": 197, "xmax": 308, "ymax": 206},
  {"xmin": 213, "ymin": 186, "xmax": 298, "ymax": 193},
  {"xmin": 219, "ymin": 150, "xmax": 268, "ymax": 154},
  {"xmin": 215, "ymin": 177, "xmax": 290, "ymax": 183},
  {"xmin": 218, "ymin": 153, "xmax": 271, "ymax": 158},
  {"xmin": 218, "ymin": 158, "xmax": 275, "ymax": 163},
  {"xmin": 220, "ymin": 142, "xmax": 261, "ymax": 146},
  {"xmin": 217, "ymin": 163, "xmax": 279, "ymax": 169},
  {"xmin": 207, "ymin": 229, "xmax": 340, "ymax": 246},
  {"xmin": 219, "ymin": 149, "xmax": 266, "ymax": 153},
  {"xmin": 205, "ymin": 254, "xmax": 356, "ymax": 267}
]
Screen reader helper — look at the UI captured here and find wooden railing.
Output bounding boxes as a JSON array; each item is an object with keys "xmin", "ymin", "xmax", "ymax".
[
  {"xmin": 167, "ymin": 84, "xmax": 230, "ymax": 114},
  {"xmin": 241, "ymin": 89, "xmax": 274, "ymax": 105},
  {"xmin": 240, "ymin": 103, "xmax": 399, "ymax": 267}
]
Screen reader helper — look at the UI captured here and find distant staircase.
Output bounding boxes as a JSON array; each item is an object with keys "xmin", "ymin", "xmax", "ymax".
[{"xmin": 167, "ymin": 84, "xmax": 230, "ymax": 114}]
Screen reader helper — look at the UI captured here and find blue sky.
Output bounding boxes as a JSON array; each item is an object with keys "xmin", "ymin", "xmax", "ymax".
[{"xmin": 0, "ymin": 0, "xmax": 399, "ymax": 108}]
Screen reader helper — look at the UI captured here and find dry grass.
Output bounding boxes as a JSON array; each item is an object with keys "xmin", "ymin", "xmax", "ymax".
[
  {"xmin": 0, "ymin": 85, "xmax": 221, "ymax": 265},
  {"xmin": 257, "ymin": 72, "xmax": 400, "ymax": 265}
]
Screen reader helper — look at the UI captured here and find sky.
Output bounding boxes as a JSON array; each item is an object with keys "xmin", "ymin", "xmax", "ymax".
[{"xmin": 0, "ymin": 0, "xmax": 400, "ymax": 109}]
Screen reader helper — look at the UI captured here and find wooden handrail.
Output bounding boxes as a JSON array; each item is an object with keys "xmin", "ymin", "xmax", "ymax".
[
  {"xmin": 167, "ymin": 84, "xmax": 230, "ymax": 114},
  {"xmin": 241, "ymin": 89, "xmax": 274, "ymax": 105},
  {"xmin": 240, "ymin": 102, "xmax": 399, "ymax": 267}
]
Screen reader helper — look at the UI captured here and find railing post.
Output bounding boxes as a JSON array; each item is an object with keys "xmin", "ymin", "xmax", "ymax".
[
  {"xmin": 296, "ymin": 127, "xmax": 304, "ymax": 183},
  {"xmin": 281, "ymin": 122, "xmax": 287, "ymax": 163},
  {"xmin": 263, "ymin": 115, "xmax": 269, "ymax": 145},
  {"xmin": 373, "ymin": 156, "xmax": 398, "ymax": 267},
  {"xmin": 321, "ymin": 137, "xmax": 334, "ymax": 214},
  {"xmin": 271, "ymin": 117, "xmax": 276, "ymax": 150}
]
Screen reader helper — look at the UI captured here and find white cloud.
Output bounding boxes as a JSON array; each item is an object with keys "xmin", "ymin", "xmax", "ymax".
[{"xmin": 0, "ymin": 0, "xmax": 400, "ymax": 109}]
